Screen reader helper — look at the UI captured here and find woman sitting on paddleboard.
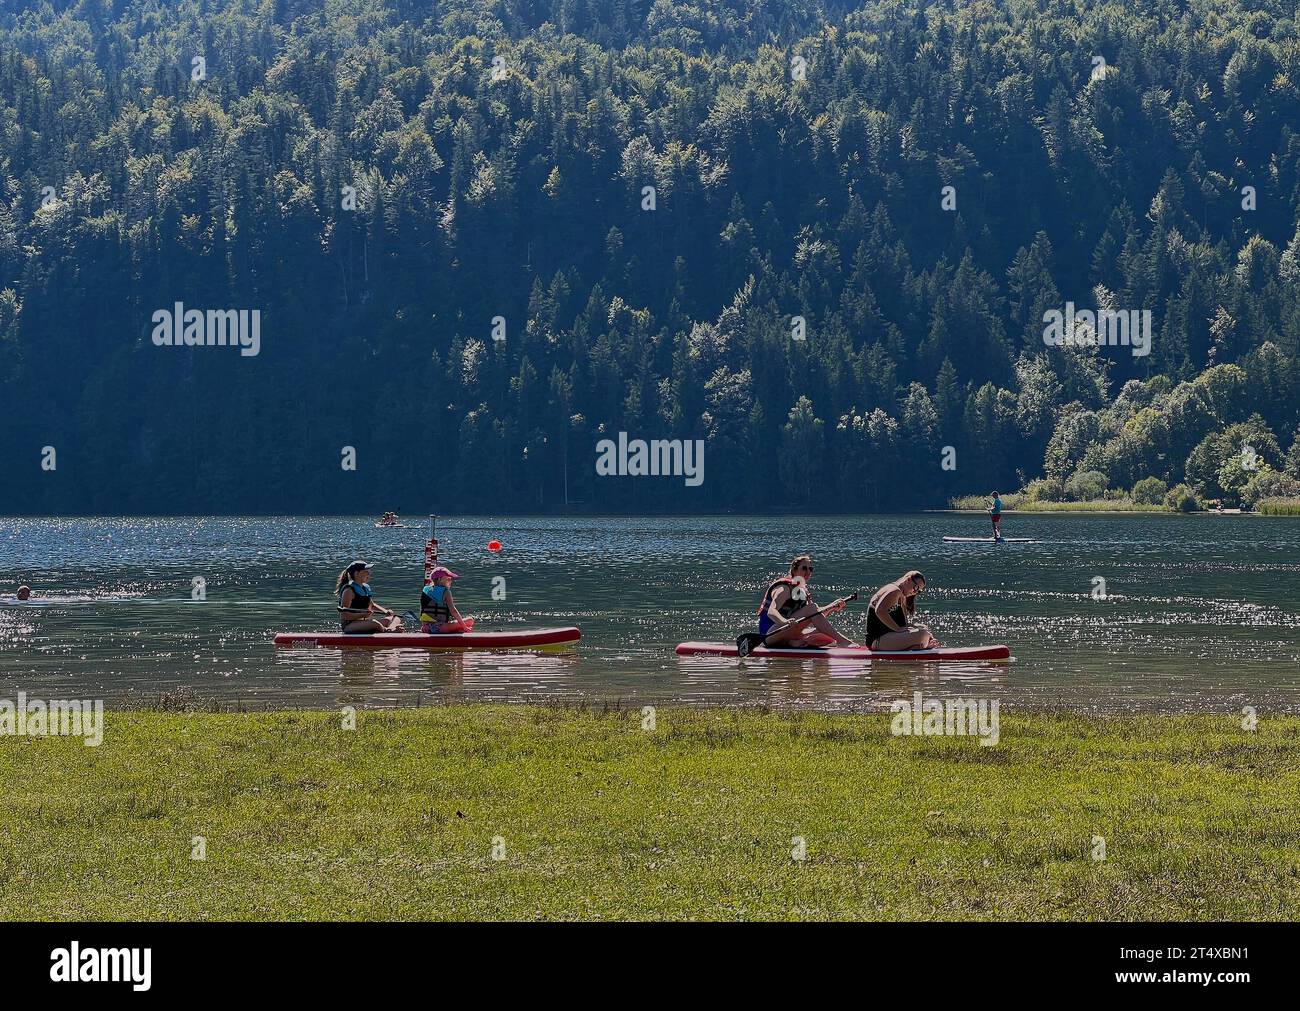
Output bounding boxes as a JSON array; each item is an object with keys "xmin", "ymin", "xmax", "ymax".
[
  {"xmin": 867, "ymin": 570, "xmax": 939, "ymax": 651},
  {"xmin": 335, "ymin": 561, "xmax": 404, "ymax": 633},
  {"xmin": 418, "ymin": 566, "xmax": 474, "ymax": 634},
  {"xmin": 758, "ymin": 555, "xmax": 856, "ymax": 648}
]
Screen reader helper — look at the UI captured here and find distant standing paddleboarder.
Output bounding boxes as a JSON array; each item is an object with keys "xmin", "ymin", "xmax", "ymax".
[{"xmin": 989, "ymin": 492, "xmax": 1004, "ymax": 542}]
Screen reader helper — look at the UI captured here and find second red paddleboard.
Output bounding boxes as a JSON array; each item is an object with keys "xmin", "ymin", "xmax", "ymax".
[{"xmin": 675, "ymin": 641, "xmax": 1010, "ymax": 662}]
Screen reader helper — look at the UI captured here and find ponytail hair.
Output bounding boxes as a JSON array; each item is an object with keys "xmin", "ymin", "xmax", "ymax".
[{"xmin": 335, "ymin": 560, "xmax": 370, "ymax": 595}]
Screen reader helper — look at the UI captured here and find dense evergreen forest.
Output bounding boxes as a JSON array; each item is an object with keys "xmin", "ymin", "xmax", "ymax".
[{"xmin": 2, "ymin": 0, "xmax": 1299, "ymax": 514}]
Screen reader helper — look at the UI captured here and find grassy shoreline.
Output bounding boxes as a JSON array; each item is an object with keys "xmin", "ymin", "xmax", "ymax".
[
  {"xmin": 945, "ymin": 497, "xmax": 1300, "ymax": 515},
  {"xmin": 943, "ymin": 503, "xmax": 1168, "ymax": 513},
  {"xmin": 1258, "ymin": 498, "xmax": 1300, "ymax": 516},
  {"xmin": 4, "ymin": 705, "xmax": 1299, "ymax": 921},
  {"xmin": 946, "ymin": 494, "xmax": 1168, "ymax": 513}
]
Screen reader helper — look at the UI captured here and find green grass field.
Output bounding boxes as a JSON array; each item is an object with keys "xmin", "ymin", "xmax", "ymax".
[{"xmin": 3, "ymin": 705, "xmax": 1299, "ymax": 921}]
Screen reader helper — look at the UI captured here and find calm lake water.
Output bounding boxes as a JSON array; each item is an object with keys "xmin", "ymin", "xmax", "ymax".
[{"xmin": 2, "ymin": 514, "xmax": 1298, "ymax": 714}]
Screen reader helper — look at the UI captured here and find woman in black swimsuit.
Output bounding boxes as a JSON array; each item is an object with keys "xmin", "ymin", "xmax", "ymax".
[{"xmin": 866, "ymin": 570, "xmax": 939, "ymax": 650}]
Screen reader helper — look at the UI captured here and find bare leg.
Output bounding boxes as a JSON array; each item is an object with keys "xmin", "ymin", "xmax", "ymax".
[
  {"xmin": 342, "ymin": 617, "xmax": 389, "ymax": 634},
  {"xmin": 911, "ymin": 622, "xmax": 941, "ymax": 648},
  {"xmin": 764, "ymin": 611, "xmax": 854, "ymax": 648},
  {"xmin": 872, "ymin": 627, "xmax": 933, "ymax": 651},
  {"xmin": 803, "ymin": 612, "xmax": 856, "ymax": 646},
  {"xmin": 763, "ymin": 620, "xmax": 815, "ymax": 647}
]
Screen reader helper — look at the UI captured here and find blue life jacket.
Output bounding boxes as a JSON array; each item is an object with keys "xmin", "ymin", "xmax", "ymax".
[
  {"xmin": 420, "ymin": 584, "xmax": 452, "ymax": 623},
  {"xmin": 339, "ymin": 580, "xmax": 373, "ymax": 611}
]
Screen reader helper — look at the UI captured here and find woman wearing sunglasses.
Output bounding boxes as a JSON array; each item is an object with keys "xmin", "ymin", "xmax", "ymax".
[
  {"xmin": 756, "ymin": 555, "xmax": 855, "ymax": 648},
  {"xmin": 866, "ymin": 570, "xmax": 939, "ymax": 650}
]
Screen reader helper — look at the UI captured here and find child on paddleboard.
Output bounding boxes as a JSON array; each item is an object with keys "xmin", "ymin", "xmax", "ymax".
[
  {"xmin": 419, "ymin": 566, "xmax": 474, "ymax": 634},
  {"xmin": 756, "ymin": 555, "xmax": 855, "ymax": 649},
  {"xmin": 335, "ymin": 561, "xmax": 404, "ymax": 633},
  {"xmin": 989, "ymin": 492, "xmax": 1003, "ymax": 541},
  {"xmin": 866, "ymin": 571, "xmax": 940, "ymax": 651}
]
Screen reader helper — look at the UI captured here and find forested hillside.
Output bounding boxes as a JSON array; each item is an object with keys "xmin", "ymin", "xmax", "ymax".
[{"xmin": 2, "ymin": 0, "xmax": 1299, "ymax": 514}]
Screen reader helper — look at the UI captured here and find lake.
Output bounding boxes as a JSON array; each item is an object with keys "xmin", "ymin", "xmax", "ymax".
[{"xmin": 2, "ymin": 514, "xmax": 1298, "ymax": 713}]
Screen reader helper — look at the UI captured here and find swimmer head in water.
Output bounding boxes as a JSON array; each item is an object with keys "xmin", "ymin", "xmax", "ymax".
[{"xmin": 16, "ymin": 585, "xmax": 32, "ymax": 601}]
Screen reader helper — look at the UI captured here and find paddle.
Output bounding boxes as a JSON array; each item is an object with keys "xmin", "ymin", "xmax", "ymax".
[{"xmin": 736, "ymin": 592, "xmax": 859, "ymax": 657}]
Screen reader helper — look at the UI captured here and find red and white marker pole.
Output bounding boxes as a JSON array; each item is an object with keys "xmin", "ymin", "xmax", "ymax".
[{"xmin": 424, "ymin": 514, "xmax": 439, "ymax": 585}]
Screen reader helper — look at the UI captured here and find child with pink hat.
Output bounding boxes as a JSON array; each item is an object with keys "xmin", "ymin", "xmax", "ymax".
[{"xmin": 419, "ymin": 566, "xmax": 475, "ymax": 634}]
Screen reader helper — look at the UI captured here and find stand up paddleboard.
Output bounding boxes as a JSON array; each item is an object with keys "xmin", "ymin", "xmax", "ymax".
[
  {"xmin": 676, "ymin": 641, "xmax": 1010, "ymax": 662},
  {"xmin": 942, "ymin": 536, "xmax": 1036, "ymax": 543},
  {"xmin": 275, "ymin": 627, "xmax": 581, "ymax": 650}
]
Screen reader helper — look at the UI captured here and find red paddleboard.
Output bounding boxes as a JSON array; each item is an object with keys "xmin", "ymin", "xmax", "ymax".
[
  {"xmin": 675, "ymin": 641, "xmax": 1010, "ymax": 662},
  {"xmin": 275, "ymin": 627, "xmax": 580, "ymax": 650}
]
